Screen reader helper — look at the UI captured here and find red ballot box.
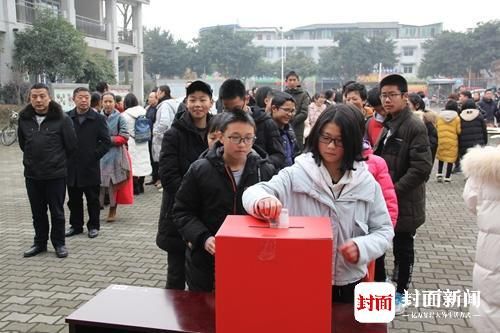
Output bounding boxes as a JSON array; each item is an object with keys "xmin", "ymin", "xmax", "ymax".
[{"xmin": 215, "ymin": 215, "xmax": 333, "ymax": 333}]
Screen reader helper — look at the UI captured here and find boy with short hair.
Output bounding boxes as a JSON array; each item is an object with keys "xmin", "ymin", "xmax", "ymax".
[
  {"xmin": 270, "ymin": 91, "xmax": 300, "ymax": 167},
  {"xmin": 219, "ymin": 78, "xmax": 285, "ymax": 169},
  {"xmin": 173, "ymin": 109, "xmax": 275, "ymax": 291}
]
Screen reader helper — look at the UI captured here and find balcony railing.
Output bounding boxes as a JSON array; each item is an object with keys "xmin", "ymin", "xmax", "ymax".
[
  {"xmin": 76, "ymin": 15, "xmax": 107, "ymax": 40},
  {"xmin": 118, "ymin": 29, "xmax": 134, "ymax": 45},
  {"xmin": 16, "ymin": 2, "xmax": 61, "ymax": 25}
]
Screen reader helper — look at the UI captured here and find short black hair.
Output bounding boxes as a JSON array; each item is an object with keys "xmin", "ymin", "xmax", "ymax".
[
  {"xmin": 324, "ymin": 89, "xmax": 335, "ymax": 100},
  {"xmin": 460, "ymin": 90, "xmax": 472, "ymax": 99},
  {"xmin": 343, "ymin": 82, "xmax": 367, "ymax": 101},
  {"xmin": 30, "ymin": 83, "xmax": 50, "ymax": 94},
  {"xmin": 255, "ymin": 86, "xmax": 273, "ymax": 108},
  {"xmin": 304, "ymin": 104, "xmax": 365, "ymax": 172},
  {"xmin": 270, "ymin": 91, "xmax": 295, "ymax": 109},
  {"xmin": 124, "ymin": 93, "xmax": 139, "ymax": 110},
  {"xmin": 95, "ymin": 81, "xmax": 109, "ymax": 94},
  {"xmin": 115, "ymin": 95, "xmax": 122, "ymax": 103},
  {"xmin": 285, "ymin": 71, "xmax": 299, "ymax": 80},
  {"xmin": 220, "ymin": 108, "xmax": 256, "ymax": 133},
  {"xmin": 186, "ymin": 80, "xmax": 212, "ymax": 98},
  {"xmin": 461, "ymin": 98, "xmax": 477, "ymax": 111},
  {"xmin": 220, "ymin": 79, "xmax": 246, "ymax": 100},
  {"xmin": 208, "ymin": 113, "xmax": 226, "ymax": 134},
  {"xmin": 445, "ymin": 100, "xmax": 459, "ymax": 111},
  {"xmin": 73, "ymin": 87, "xmax": 90, "ymax": 97},
  {"xmin": 379, "ymin": 74, "xmax": 408, "ymax": 93},
  {"xmin": 91, "ymin": 92, "xmax": 102, "ymax": 108},
  {"xmin": 408, "ymin": 93, "xmax": 425, "ymax": 111},
  {"xmin": 101, "ymin": 92, "xmax": 115, "ymax": 100},
  {"xmin": 342, "ymin": 81, "xmax": 356, "ymax": 94},
  {"xmin": 367, "ymin": 87, "xmax": 381, "ymax": 107}
]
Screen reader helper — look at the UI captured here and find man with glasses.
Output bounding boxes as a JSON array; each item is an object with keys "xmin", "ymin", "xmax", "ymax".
[
  {"xmin": 374, "ymin": 74, "xmax": 432, "ymax": 315},
  {"xmin": 270, "ymin": 91, "xmax": 301, "ymax": 166},
  {"xmin": 219, "ymin": 79, "xmax": 285, "ymax": 169}
]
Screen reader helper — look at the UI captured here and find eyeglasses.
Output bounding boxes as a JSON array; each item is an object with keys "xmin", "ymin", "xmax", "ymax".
[
  {"xmin": 380, "ymin": 93, "xmax": 403, "ymax": 100},
  {"xmin": 226, "ymin": 136, "xmax": 256, "ymax": 145},
  {"xmin": 318, "ymin": 134, "xmax": 343, "ymax": 147},
  {"xmin": 279, "ymin": 107, "xmax": 296, "ymax": 115}
]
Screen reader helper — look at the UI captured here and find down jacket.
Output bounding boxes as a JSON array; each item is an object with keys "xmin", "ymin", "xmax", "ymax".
[
  {"xmin": 173, "ymin": 143, "xmax": 275, "ymax": 291},
  {"xmin": 462, "ymin": 145, "xmax": 500, "ymax": 333},
  {"xmin": 436, "ymin": 110, "xmax": 461, "ymax": 163},
  {"xmin": 459, "ymin": 109, "xmax": 487, "ymax": 155},
  {"xmin": 242, "ymin": 153, "xmax": 394, "ymax": 286}
]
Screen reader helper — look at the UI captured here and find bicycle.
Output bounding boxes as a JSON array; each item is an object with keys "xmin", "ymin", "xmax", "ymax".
[{"xmin": 0, "ymin": 110, "xmax": 19, "ymax": 146}]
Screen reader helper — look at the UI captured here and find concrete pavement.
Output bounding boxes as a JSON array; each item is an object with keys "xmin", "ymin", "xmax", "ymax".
[{"xmin": 0, "ymin": 144, "xmax": 478, "ymax": 333}]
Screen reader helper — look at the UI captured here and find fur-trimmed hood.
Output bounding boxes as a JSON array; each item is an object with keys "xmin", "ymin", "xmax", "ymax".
[
  {"xmin": 438, "ymin": 110, "xmax": 459, "ymax": 123},
  {"xmin": 460, "ymin": 108, "xmax": 480, "ymax": 122},
  {"xmin": 462, "ymin": 145, "xmax": 500, "ymax": 183},
  {"xmin": 19, "ymin": 101, "xmax": 64, "ymax": 120},
  {"xmin": 414, "ymin": 110, "xmax": 437, "ymax": 125}
]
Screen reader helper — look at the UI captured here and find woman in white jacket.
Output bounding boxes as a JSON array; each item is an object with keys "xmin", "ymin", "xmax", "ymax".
[
  {"xmin": 463, "ymin": 145, "xmax": 500, "ymax": 333},
  {"xmin": 243, "ymin": 104, "xmax": 394, "ymax": 303},
  {"xmin": 122, "ymin": 93, "xmax": 153, "ymax": 195}
]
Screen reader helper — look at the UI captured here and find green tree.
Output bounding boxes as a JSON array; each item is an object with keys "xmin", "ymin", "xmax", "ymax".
[
  {"xmin": 76, "ymin": 53, "xmax": 116, "ymax": 91},
  {"xmin": 469, "ymin": 20, "xmax": 500, "ymax": 75},
  {"xmin": 318, "ymin": 31, "xmax": 396, "ymax": 81},
  {"xmin": 13, "ymin": 10, "xmax": 86, "ymax": 82},
  {"xmin": 143, "ymin": 28, "xmax": 191, "ymax": 77},
  {"xmin": 194, "ymin": 26, "xmax": 263, "ymax": 78},
  {"xmin": 283, "ymin": 50, "xmax": 318, "ymax": 78},
  {"xmin": 418, "ymin": 31, "xmax": 473, "ymax": 78}
]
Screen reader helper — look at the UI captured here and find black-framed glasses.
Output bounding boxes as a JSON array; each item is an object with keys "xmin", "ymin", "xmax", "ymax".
[
  {"xmin": 227, "ymin": 136, "xmax": 256, "ymax": 145},
  {"xmin": 379, "ymin": 93, "xmax": 403, "ymax": 100},
  {"xmin": 319, "ymin": 134, "xmax": 343, "ymax": 147},
  {"xmin": 279, "ymin": 107, "xmax": 296, "ymax": 115}
]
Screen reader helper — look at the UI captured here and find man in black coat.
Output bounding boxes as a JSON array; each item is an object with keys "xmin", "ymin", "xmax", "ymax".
[
  {"xmin": 65, "ymin": 87, "xmax": 111, "ymax": 239},
  {"xmin": 285, "ymin": 71, "xmax": 310, "ymax": 151},
  {"xmin": 18, "ymin": 83, "xmax": 78, "ymax": 258}
]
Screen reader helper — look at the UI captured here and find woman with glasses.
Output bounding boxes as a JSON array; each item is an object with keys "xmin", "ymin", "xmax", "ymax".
[
  {"xmin": 172, "ymin": 109, "xmax": 275, "ymax": 292},
  {"xmin": 243, "ymin": 104, "xmax": 394, "ymax": 304},
  {"xmin": 270, "ymin": 91, "xmax": 301, "ymax": 166}
]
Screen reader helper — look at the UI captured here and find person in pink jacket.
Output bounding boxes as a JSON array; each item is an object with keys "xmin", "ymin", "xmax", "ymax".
[{"xmin": 356, "ymin": 109, "xmax": 398, "ymax": 282}]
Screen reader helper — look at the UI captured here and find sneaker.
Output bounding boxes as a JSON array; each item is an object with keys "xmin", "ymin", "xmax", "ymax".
[
  {"xmin": 436, "ymin": 174, "xmax": 443, "ymax": 183},
  {"xmin": 395, "ymin": 292, "xmax": 406, "ymax": 315},
  {"xmin": 452, "ymin": 166, "xmax": 462, "ymax": 174},
  {"xmin": 444, "ymin": 178, "xmax": 451, "ymax": 183}
]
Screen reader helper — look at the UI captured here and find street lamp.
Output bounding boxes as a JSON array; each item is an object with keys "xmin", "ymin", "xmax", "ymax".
[{"xmin": 280, "ymin": 27, "xmax": 284, "ymax": 92}]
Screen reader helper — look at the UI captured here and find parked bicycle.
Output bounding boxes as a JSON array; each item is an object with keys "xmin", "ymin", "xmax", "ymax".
[{"xmin": 0, "ymin": 110, "xmax": 19, "ymax": 146}]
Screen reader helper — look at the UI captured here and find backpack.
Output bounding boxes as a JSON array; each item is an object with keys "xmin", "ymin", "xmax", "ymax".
[{"xmin": 133, "ymin": 115, "xmax": 151, "ymax": 143}]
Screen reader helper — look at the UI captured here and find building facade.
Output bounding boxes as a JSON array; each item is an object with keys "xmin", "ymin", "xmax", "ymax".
[
  {"xmin": 0, "ymin": 0, "xmax": 148, "ymax": 101},
  {"xmin": 232, "ymin": 22, "xmax": 443, "ymax": 80}
]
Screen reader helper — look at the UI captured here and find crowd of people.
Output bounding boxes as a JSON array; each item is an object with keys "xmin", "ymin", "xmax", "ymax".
[{"xmin": 16, "ymin": 71, "xmax": 500, "ymax": 329}]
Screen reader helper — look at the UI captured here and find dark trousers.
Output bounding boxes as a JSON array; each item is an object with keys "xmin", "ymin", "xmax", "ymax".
[
  {"xmin": 332, "ymin": 280, "xmax": 361, "ymax": 304},
  {"xmin": 25, "ymin": 177, "xmax": 66, "ymax": 248},
  {"xmin": 374, "ymin": 254, "xmax": 387, "ymax": 282},
  {"xmin": 166, "ymin": 251, "xmax": 186, "ymax": 290},
  {"xmin": 437, "ymin": 161, "xmax": 453, "ymax": 178},
  {"xmin": 393, "ymin": 232, "xmax": 415, "ymax": 294},
  {"xmin": 151, "ymin": 162, "xmax": 159, "ymax": 183},
  {"xmin": 67, "ymin": 185, "xmax": 101, "ymax": 231}
]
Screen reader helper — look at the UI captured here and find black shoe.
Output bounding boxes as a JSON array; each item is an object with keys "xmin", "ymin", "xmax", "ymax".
[
  {"xmin": 145, "ymin": 180, "xmax": 156, "ymax": 185},
  {"xmin": 65, "ymin": 227, "xmax": 83, "ymax": 237},
  {"xmin": 23, "ymin": 245, "xmax": 47, "ymax": 257},
  {"xmin": 88, "ymin": 229, "xmax": 99, "ymax": 238},
  {"xmin": 55, "ymin": 246, "xmax": 68, "ymax": 258}
]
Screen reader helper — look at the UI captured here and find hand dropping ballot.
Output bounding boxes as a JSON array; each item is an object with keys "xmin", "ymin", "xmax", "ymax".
[{"xmin": 269, "ymin": 208, "xmax": 289, "ymax": 228}]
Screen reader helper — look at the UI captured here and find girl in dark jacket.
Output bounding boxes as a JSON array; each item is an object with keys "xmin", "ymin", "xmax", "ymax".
[
  {"xmin": 172, "ymin": 109, "xmax": 275, "ymax": 292},
  {"xmin": 458, "ymin": 99, "xmax": 488, "ymax": 159}
]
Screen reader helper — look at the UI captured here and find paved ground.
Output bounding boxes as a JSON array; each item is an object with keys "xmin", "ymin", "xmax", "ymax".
[{"xmin": 0, "ymin": 143, "xmax": 484, "ymax": 333}]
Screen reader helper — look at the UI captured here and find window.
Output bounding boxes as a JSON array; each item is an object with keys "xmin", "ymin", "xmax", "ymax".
[
  {"xmin": 403, "ymin": 47, "xmax": 415, "ymax": 57},
  {"xmin": 265, "ymin": 48, "xmax": 274, "ymax": 59},
  {"xmin": 403, "ymin": 65, "xmax": 414, "ymax": 74},
  {"xmin": 256, "ymin": 34, "xmax": 262, "ymax": 40}
]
